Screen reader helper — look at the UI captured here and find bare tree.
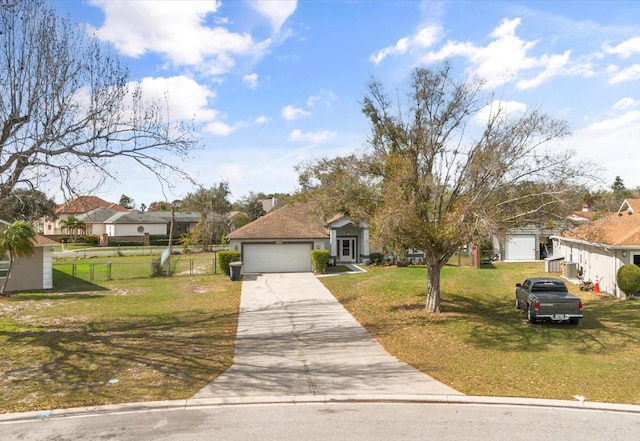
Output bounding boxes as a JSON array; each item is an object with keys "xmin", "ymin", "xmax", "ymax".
[
  {"xmin": 0, "ymin": 0, "xmax": 197, "ymax": 201},
  {"xmin": 299, "ymin": 64, "xmax": 593, "ymax": 313}
]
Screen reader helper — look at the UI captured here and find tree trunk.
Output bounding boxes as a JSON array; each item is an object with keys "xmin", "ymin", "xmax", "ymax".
[{"xmin": 425, "ymin": 260, "xmax": 445, "ymax": 313}]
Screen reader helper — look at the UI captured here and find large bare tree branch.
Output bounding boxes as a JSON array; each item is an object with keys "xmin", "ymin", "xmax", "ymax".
[{"xmin": 0, "ymin": 0, "xmax": 198, "ymax": 201}]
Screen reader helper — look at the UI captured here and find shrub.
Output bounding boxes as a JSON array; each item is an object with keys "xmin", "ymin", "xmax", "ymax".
[
  {"xmin": 616, "ymin": 264, "xmax": 640, "ymax": 298},
  {"xmin": 369, "ymin": 252, "xmax": 384, "ymax": 265},
  {"xmin": 311, "ymin": 249, "xmax": 330, "ymax": 274},
  {"xmin": 83, "ymin": 235, "xmax": 100, "ymax": 245},
  {"xmin": 218, "ymin": 250, "xmax": 241, "ymax": 275}
]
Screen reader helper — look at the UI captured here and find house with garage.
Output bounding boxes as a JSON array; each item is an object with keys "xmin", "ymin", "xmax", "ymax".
[
  {"xmin": 0, "ymin": 220, "xmax": 57, "ymax": 292},
  {"xmin": 552, "ymin": 199, "xmax": 640, "ymax": 298},
  {"xmin": 226, "ymin": 203, "xmax": 371, "ymax": 273},
  {"xmin": 492, "ymin": 225, "xmax": 562, "ymax": 261}
]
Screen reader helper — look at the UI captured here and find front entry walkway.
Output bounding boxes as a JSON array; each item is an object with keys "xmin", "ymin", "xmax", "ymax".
[{"xmin": 194, "ymin": 272, "xmax": 461, "ymax": 398}]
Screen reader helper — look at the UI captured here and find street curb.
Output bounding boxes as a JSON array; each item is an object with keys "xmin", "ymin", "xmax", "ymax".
[{"xmin": 2, "ymin": 394, "xmax": 640, "ymax": 424}]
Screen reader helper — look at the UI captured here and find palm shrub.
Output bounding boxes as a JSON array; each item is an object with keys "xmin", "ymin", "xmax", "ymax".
[
  {"xmin": 0, "ymin": 220, "xmax": 36, "ymax": 295},
  {"xmin": 616, "ymin": 264, "xmax": 640, "ymax": 298},
  {"xmin": 311, "ymin": 249, "xmax": 330, "ymax": 273},
  {"xmin": 218, "ymin": 250, "xmax": 241, "ymax": 275}
]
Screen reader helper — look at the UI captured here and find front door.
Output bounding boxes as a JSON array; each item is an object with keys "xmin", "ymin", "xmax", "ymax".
[{"xmin": 339, "ymin": 237, "xmax": 357, "ymax": 263}]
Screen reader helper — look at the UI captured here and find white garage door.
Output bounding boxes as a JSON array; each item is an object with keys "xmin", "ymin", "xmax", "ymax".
[
  {"xmin": 505, "ymin": 235, "xmax": 536, "ymax": 261},
  {"xmin": 243, "ymin": 243, "xmax": 313, "ymax": 273}
]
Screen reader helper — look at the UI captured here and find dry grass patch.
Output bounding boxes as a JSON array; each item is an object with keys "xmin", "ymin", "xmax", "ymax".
[
  {"xmin": 0, "ymin": 273, "xmax": 241, "ymax": 414},
  {"xmin": 321, "ymin": 262, "xmax": 640, "ymax": 405}
]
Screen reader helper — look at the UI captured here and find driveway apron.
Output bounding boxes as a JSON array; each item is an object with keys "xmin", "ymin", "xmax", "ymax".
[{"xmin": 194, "ymin": 272, "xmax": 461, "ymax": 398}]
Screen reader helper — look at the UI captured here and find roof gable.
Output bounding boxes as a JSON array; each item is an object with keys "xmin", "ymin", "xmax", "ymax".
[{"xmin": 227, "ymin": 203, "xmax": 328, "ymax": 240}]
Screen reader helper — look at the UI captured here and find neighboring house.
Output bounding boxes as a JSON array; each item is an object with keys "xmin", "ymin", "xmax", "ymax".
[
  {"xmin": 77, "ymin": 209, "xmax": 201, "ymax": 237},
  {"xmin": 493, "ymin": 226, "xmax": 563, "ymax": 261},
  {"xmin": 38, "ymin": 196, "xmax": 128, "ymax": 235},
  {"xmin": 492, "ymin": 209, "xmax": 602, "ymax": 262},
  {"xmin": 226, "ymin": 203, "xmax": 371, "ymax": 273},
  {"xmin": 0, "ymin": 221, "xmax": 57, "ymax": 292},
  {"xmin": 552, "ymin": 199, "xmax": 640, "ymax": 298}
]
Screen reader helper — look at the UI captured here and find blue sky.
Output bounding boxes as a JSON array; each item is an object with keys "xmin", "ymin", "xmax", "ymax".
[{"xmin": 50, "ymin": 0, "xmax": 640, "ymax": 206}]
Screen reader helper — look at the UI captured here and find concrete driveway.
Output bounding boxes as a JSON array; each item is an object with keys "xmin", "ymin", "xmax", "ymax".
[{"xmin": 194, "ymin": 272, "xmax": 461, "ymax": 398}]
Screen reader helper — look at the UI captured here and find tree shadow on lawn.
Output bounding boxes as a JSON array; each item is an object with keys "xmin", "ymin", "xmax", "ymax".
[
  {"xmin": 388, "ymin": 290, "xmax": 640, "ymax": 354},
  {"xmin": 1, "ymin": 310, "xmax": 239, "ymax": 411},
  {"xmin": 2, "ymin": 269, "xmax": 108, "ymax": 302}
]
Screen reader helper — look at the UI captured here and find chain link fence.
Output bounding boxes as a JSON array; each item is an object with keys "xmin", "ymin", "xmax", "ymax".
[{"xmin": 53, "ymin": 255, "xmax": 223, "ymax": 282}]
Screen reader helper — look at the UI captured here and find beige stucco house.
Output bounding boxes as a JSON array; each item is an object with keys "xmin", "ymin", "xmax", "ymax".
[{"xmin": 552, "ymin": 199, "xmax": 640, "ymax": 298}]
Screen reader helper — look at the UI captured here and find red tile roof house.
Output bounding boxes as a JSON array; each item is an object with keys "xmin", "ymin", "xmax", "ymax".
[
  {"xmin": 0, "ymin": 221, "xmax": 58, "ymax": 292},
  {"xmin": 226, "ymin": 203, "xmax": 371, "ymax": 273},
  {"xmin": 552, "ymin": 199, "xmax": 640, "ymax": 298},
  {"xmin": 38, "ymin": 196, "xmax": 129, "ymax": 235}
]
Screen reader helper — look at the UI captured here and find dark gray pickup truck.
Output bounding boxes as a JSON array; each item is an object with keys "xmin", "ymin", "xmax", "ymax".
[{"xmin": 515, "ymin": 277, "xmax": 583, "ymax": 324}]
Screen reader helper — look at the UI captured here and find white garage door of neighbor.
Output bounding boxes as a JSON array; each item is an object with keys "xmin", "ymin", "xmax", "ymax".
[
  {"xmin": 243, "ymin": 243, "xmax": 313, "ymax": 273},
  {"xmin": 505, "ymin": 235, "xmax": 536, "ymax": 261}
]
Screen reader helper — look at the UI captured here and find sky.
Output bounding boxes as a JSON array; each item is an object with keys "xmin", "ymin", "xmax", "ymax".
[{"xmin": 49, "ymin": 0, "xmax": 640, "ymax": 207}]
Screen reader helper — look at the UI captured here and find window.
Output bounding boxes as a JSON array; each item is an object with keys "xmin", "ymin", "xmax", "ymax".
[{"xmin": 0, "ymin": 254, "xmax": 9, "ymax": 278}]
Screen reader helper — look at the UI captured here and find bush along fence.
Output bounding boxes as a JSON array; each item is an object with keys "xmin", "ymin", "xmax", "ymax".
[{"xmin": 53, "ymin": 254, "xmax": 232, "ymax": 282}]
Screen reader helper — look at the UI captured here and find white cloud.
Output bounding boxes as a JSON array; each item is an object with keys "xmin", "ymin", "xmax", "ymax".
[
  {"xmin": 282, "ymin": 104, "xmax": 310, "ymax": 120},
  {"xmin": 370, "ymin": 25, "xmax": 441, "ymax": 64},
  {"xmin": 204, "ymin": 120, "xmax": 236, "ymax": 136},
  {"xmin": 603, "ymin": 37, "xmax": 640, "ymax": 58},
  {"xmin": 249, "ymin": 0, "xmax": 297, "ymax": 33},
  {"xmin": 289, "ymin": 129, "xmax": 337, "ymax": 144},
  {"xmin": 90, "ymin": 0, "xmax": 271, "ymax": 74},
  {"xmin": 134, "ymin": 75, "xmax": 217, "ymax": 122},
  {"xmin": 254, "ymin": 115, "xmax": 270, "ymax": 124},
  {"xmin": 475, "ymin": 100, "xmax": 527, "ymax": 124},
  {"xmin": 516, "ymin": 51, "xmax": 571, "ymax": 89},
  {"xmin": 582, "ymin": 110, "xmax": 640, "ymax": 133},
  {"xmin": 243, "ymin": 73, "xmax": 259, "ymax": 89},
  {"xmin": 613, "ymin": 98, "xmax": 637, "ymax": 111},
  {"xmin": 609, "ymin": 64, "xmax": 640, "ymax": 84},
  {"xmin": 306, "ymin": 89, "xmax": 338, "ymax": 107},
  {"xmin": 569, "ymin": 111, "xmax": 640, "ymax": 188},
  {"xmin": 412, "ymin": 17, "xmax": 583, "ymax": 90}
]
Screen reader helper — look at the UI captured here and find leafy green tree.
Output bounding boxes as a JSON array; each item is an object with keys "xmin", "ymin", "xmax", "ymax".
[
  {"xmin": 0, "ymin": 220, "xmax": 36, "ymax": 295},
  {"xmin": 60, "ymin": 215, "xmax": 86, "ymax": 243},
  {"xmin": 148, "ymin": 201, "xmax": 173, "ymax": 212},
  {"xmin": 298, "ymin": 64, "xmax": 591, "ymax": 313},
  {"xmin": 181, "ymin": 182, "xmax": 232, "ymax": 250},
  {"xmin": 119, "ymin": 194, "xmax": 135, "ymax": 209},
  {"xmin": 0, "ymin": 189, "xmax": 56, "ymax": 222}
]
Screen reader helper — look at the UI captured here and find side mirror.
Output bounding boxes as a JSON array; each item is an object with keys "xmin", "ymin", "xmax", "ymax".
[{"xmin": 515, "ymin": 283, "xmax": 522, "ymax": 288}]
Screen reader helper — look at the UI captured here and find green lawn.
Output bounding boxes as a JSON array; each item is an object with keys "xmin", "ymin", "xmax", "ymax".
[
  {"xmin": 0, "ymin": 264, "xmax": 241, "ymax": 414},
  {"xmin": 3, "ymin": 258, "xmax": 639, "ymax": 413},
  {"xmin": 320, "ymin": 262, "xmax": 640, "ymax": 405}
]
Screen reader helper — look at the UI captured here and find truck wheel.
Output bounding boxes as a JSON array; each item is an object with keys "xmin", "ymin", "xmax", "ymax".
[
  {"xmin": 569, "ymin": 318, "xmax": 580, "ymax": 325},
  {"xmin": 527, "ymin": 306, "xmax": 537, "ymax": 324}
]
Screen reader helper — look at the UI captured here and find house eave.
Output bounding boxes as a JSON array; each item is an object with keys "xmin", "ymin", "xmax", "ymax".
[{"xmin": 551, "ymin": 235, "xmax": 640, "ymax": 250}]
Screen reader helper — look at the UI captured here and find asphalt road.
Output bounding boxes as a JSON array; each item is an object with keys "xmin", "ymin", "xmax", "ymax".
[{"xmin": 3, "ymin": 401, "xmax": 640, "ymax": 441}]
